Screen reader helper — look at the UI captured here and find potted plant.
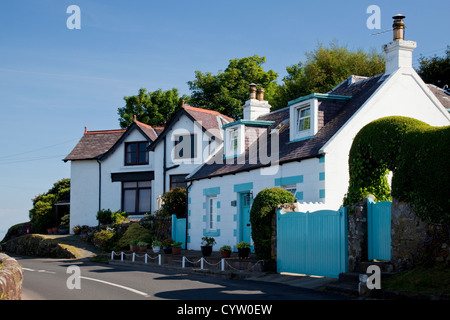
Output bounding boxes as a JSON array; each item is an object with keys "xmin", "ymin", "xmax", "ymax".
[
  {"xmin": 152, "ymin": 240, "xmax": 162, "ymax": 253},
  {"xmin": 59, "ymin": 214, "xmax": 70, "ymax": 234},
  {"xmin": 172, "ymin": 241, "xmax": 183, "ymax": 255},
  {"xmin": 137, "ymin": 241, "xmax": 148, "ymax": 252},
  {"xmin": 72, "ymin": 225, "xmax": 81, "ymax": 235},
  {"xmin": 219, "ymin": 245, "xmax": 232, "ymax": 258},
  {"xmin": 129, "ymin": 240, "xmax": 138, "ymax": 252},
  {"xmin": 162, "ymin": 238, "xmax": 173, "ymax": 254},
  {"xmin": 201, "ymin": 236, "xmax": 216, "ymax": 257},
  {"xmin": 236, "ymin": 241, "xmax": 251, "ymax": 259}
]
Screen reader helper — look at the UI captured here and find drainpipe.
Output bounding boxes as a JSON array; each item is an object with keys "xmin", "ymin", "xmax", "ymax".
[
  {"xmin": 96, "ymin": 159, "xmax": 102, "ymax": 213},
  {"xmin": 186, "ymin": 180, "xmax": 193, "ymax": 249}
]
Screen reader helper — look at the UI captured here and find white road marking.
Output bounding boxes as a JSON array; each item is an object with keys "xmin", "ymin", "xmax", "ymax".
[
  {"xmin": 22, "ymin": 266, "xmax": 150, "ymax": 298},
  {"xmin": 80, "ymin": 276, "xmax": 151, "ymax": 297}
]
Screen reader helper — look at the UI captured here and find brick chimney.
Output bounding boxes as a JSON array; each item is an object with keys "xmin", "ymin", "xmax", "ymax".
[
  {"xmin": 242, "ymin": 83, "xmax": 271, "ymax": 120},
  {"xmin": 383, "ymin": 14, "xmax": 417, "ymax": 75}
]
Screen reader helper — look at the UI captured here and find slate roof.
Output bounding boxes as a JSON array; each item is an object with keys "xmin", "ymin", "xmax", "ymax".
[
  {"xmin": 427, "ymin": 84, "xmax": 450, "ymax": 110},
  {"xmin": 64, "ymin": 105, "xmax": 233, "ymax": 161},
  {"xmin": 63, "ymin": 129, "xmax": 126, "ymax": 161},
  {"xmin": 187, "ymin": 74, "xmax": 386, "ymax": 181},
  {"xmin": 148, "ymin": 104, "xmax": 233, "ymax": 151}
]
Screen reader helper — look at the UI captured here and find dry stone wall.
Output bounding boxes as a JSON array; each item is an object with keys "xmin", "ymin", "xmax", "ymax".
[{"xmin": 0, "ymin": 253, "xmax": 23, "ymax": 300}]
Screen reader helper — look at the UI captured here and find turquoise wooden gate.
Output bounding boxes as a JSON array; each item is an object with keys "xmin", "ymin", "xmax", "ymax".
[
  {"xmin": 367, "ymin": 199, "xmax": 391, "ymax": 261},
  {"xmin": 172, "ymin": 214, "xmax": 186, "ymax": 249},
  {"xmin": 277, "ymin": 207, "xmax": 348, "ymax": 278}
]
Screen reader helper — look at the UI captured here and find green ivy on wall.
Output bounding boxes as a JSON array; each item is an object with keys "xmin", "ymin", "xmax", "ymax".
[{"xmin": 344, "ymin": 116, "xmax": 450, "ymax": 223}]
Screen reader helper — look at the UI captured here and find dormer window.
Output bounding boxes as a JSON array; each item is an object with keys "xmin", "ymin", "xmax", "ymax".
[
  {"xmin": 289, "ymin": 98, "xmax": 318, "ymax": 142},
  {"xmin": 125, "ymin": 142, "xmax": 149, "ymax": 165},
  {"xmin": 223, "ymin": 124, "xmax": 244, "ymax": 159}
]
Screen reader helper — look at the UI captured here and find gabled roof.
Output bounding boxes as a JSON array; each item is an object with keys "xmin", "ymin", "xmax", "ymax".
[
  {"xmin": 427, "ymin": 84, "xmax": 450, "ymax": 110},
  {"xmin": 148, "ymin": 104, "xmax": 233, "ymax": 151},
  {"xmin": 63, "ymin": 120, "xmax": 159, "ymax": 162},
  {"xmin": 63, "ymin": 129, "xmax": 126, "ymax": 161},
  {"xmin": 187, "ymin": 74, "xmax": 386, "ymax": 181}
]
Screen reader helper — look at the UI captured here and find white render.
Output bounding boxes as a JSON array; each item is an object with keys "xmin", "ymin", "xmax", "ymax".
[{"xmin": 186, "ymin": 36, "xmax": 450, "ymax": 252}]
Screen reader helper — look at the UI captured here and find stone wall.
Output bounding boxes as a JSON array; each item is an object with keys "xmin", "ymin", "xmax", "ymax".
[
  {"xmin": 391, "ymin": 199, "xmax": 450, "ymax": 271},
  {"xmin": 347, "ymin": 196, "xmax": 450, "ymax": 272},
  {"xmin": 0, "ymin": 253, "xmax": 23, "ymax": 300}
]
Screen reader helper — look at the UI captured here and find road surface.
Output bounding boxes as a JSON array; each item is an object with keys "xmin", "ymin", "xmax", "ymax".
[{"xmin": 14, "ymin": 255, "xmax": 348, "ymax": 301}]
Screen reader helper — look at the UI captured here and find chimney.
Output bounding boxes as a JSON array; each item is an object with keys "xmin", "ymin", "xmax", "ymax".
[
  {"xmin": 249, "ymin": 83, "xmax": 257, "ymax": 99},
  {"xmin": 382, "ymin": 14, "xmax": 417, "ymax": 75},
  {"xmin": 256, "ymin": 88, "xmax": 265, "ymax": 101},
  {"xmin": 242, "ymin": 84, "xmax": 271, "ymax": 120}
]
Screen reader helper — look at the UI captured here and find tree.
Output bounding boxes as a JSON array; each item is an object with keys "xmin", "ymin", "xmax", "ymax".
[
  {"xmin": 416, "ymin": 46, "xmax": 450, "ymax": 88},
  {"xmin": 272, "ymin": 42, "xmax": 385, "ymax": 110},
  {"xmin": 117, "ymin": 88, "xmax": 189, "ymax": 128},
  {"xmin": 29, "ymin": 178, "xmax": 70, "ymax": 233},
  {"xmin": 187, "ymin": 55, "xmax": 278, "ymax": 120}
]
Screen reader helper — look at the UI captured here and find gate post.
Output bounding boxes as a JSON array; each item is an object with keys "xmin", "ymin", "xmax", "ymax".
[{"xmin": 346, "ymin": 196, "xmax": 372, "ymax": 272}]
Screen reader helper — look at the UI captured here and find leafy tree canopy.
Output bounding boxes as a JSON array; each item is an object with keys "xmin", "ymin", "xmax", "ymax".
[
  {"xmin": 272, "ymin": 42, "xmax": 385, "ymax": 109},
  {"xmin": 187, "ymin": 55, "xmax": 278, "ymax": 120},
  {"xmin": 117, "ymin": 88, "xmax": 189, "ymax": 128},
  {"xmin": 416, "ymin": 46, "xmax": 450, "ymax": 89}
]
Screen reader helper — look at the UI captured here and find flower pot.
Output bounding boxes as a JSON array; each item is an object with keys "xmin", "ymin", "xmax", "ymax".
[
  {"xmin": 138, "ymin": 246, "xmax": 147, "ymax": 252},
  {"xmin": 47, "ymin": 228, "xmax": 53, "ymax": 234},
  {"xmin": 163, "ymin": 246, "xmax": 172, "ymax": 254},
  {"xmin": 130, "ymin": 244, "xmax": 137, "ymax": 252},
  {"xmin": 220, "ymin": 250, "xmax": 231, "ymax": 258},
  {"xmin": 172, "ymin": 246, "xmax": 182, "ymax": 255},
  {"xmin": 238, "ymin": 247, "xmax": 250, "ymax": 259},
  {"xmin": 152, "ymin": 246, "xmax": 160, "ymax": 253},
  {"xmin": 201, "ymin": 245, "xmax": 213, "ymax": 257},
  {"xmin": 52, "ymin": 227, "xmax": 59, "ymax": 234},
  {"xmin": 59, "ymin": 229, "xmax": 69, "ymax": 235}
]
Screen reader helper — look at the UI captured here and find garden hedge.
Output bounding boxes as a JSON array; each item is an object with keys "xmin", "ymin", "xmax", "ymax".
[
  {"xmin": 250, "ymin": 187, "xmax": 295, "ymax": 260},
  {"xmin": 344, "ymin": 116, "xmax": 450, "ymax": 223}
]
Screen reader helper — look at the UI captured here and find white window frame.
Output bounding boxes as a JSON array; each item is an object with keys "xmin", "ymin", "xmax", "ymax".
[
  {"xmin": 224, "ymin": 124, "xmax": 245, "ymax": 158},
  {"xmin": 289, "ymin": 98, "xmax": 318, "ymax": 141},
  {"xmin": 282, "ymin": 184, "xmax": 297, "ymax": 195},
  {"xmin": 206, "ymin": 196, "xmax": 218, "ymax": 232}
]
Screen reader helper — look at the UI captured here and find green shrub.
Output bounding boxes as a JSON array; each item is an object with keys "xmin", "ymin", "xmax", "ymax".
[
  {"xmin": 93, "ymin": 229, "xmax": 117, "ymax": 252},
  {"xmin": 344, "ymin": 116, "xmax": 450, "ymax": 223},
  {"xmin": 160, "ymin": 187, "xmax": 187, "ymax": 218},
  {"xmin": 250, "ymin": 187, "xmax": 295, "ymax": 260},
  {"xmin": 96, "ymin": 209, "xmax": 129, "ymax": 226},
  {"xmin": 117, "ymin": 223, "xmax": 153, "ymax": 249}
]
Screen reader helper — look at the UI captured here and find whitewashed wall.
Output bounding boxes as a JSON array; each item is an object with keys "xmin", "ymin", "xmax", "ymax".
[
  {"xmin": 69, "ymin": 160, "xmax": 99, "ymax": 230},
  {"xmin": 321, "ymin": 69, "xmax": 450, "ymax": 210},
  {"xmin": 187, "ymin": 157, "xmax": 326, "ymax": 251}
]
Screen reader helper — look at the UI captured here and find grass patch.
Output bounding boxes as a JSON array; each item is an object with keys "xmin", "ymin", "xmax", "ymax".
[{"xmin": 383, "ymin": 264, "xmax": 450, "ymax": 295}]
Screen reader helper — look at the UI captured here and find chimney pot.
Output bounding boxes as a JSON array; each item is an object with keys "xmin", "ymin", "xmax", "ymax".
[
  {"xmin": 249, "ymin": 83, "xmax": 257, "ymax": 99},
  {"xmin": 392, "ymin": 14, "xmax": 406, "ymax": 41},
  {"xmin": 256, "ymin": 88, "xmax": 265, "ymax": 101}
]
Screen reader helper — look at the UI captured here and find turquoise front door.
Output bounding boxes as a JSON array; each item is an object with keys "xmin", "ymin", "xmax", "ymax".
[{"xmin": 240, "ymin": 192, "xmax": 252, "ymax": 243}]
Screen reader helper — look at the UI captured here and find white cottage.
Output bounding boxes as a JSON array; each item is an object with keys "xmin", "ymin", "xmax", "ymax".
[
  {"xmin": 185, "ymin": 15, "xmax": 450, "ymax": 251},
  {"xmin": 64, "ymin": 105, "xmax": 232, "ymax": 231}
]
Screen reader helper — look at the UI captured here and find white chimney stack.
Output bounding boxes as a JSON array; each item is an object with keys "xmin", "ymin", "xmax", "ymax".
[
  {"xmin": 242, "ymin": 83, "xmax": 272, "ymax": 120},
  {"xmin": 383, "ymin": 14, "xmax": 417, "ymax": 75}
]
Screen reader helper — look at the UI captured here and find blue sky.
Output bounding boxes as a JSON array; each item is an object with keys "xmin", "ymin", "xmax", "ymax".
[{"xmin": 0, "ymin": 0, "xmax": 449, "ymax": 237}]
